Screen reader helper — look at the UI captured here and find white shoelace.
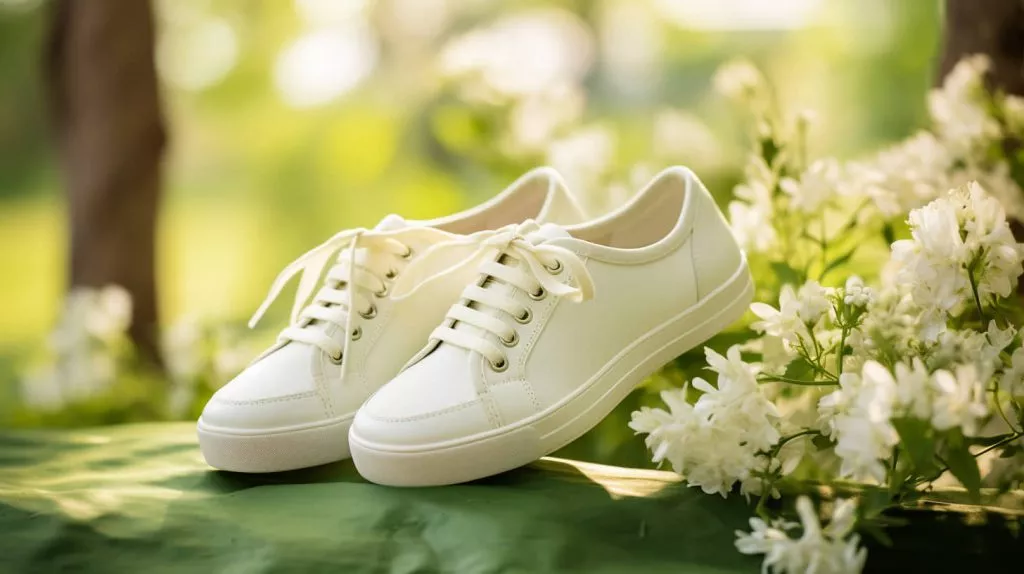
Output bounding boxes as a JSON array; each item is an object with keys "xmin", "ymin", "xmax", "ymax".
[
  {"xmin": 249, "ymin": 227, "xmax": 433, "ymax": 362},
  {"xmin": 403, "ymin": 222, "xmax": 595, "ymax": 370}
]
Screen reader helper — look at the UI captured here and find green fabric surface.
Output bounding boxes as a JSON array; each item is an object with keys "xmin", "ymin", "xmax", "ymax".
[
  {"xmin": 3, "ymin": 423, "xmax": 1024, "ymax": 573},
  {"xmin": 0, "ymin": 423, "xmax": 758, "ymax": 574}
]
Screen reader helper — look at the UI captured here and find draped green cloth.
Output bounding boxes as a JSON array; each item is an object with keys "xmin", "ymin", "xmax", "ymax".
[{"xmin": 0, "ymin": 423, "xmax": 1021, "ymax": 573}]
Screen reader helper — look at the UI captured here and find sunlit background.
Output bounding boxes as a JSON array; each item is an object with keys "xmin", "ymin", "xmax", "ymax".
[{"xmin": 0, "ymin": 0, "xmax": 941, "ymax": 461}]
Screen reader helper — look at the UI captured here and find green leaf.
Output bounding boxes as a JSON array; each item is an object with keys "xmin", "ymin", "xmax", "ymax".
[
  {"xmin": 859, "ymin": 520, "xmax": 894, "ymax": 548},
  {"xmin": 944, "ymin": 431, "xmax": 982, "ymax": 502},
  {"xmin": 999, "ymin": 444, "xmax": 1022, "ymax": 458},
  {"xmin": 783, "ymin": 357, "xmax": 816, "ymax": 381},
  {"xmin": 812, "ymin": 434, "xmax": 834, "ymax": 451},
  {"xmin": 860, "ymin": 487, "xmax": 892, "ymax": 520},
  {"xmin": 891, "ymin": 418, "xmax": 936, "ymax": 473},
  {"xmin": 770, "ymin": 261, "xmax": 802, "ymax": 287},
  {"xmin": 887, "ymin": 460, "xmax": 911, "ymax": 500},
  {"xmin": 882, "ymin": 222, "xmax": 895, "ymax": 246},
  {"xmin": 967, "ymin": 433, "xmax": 1017, "ymax": 447}
]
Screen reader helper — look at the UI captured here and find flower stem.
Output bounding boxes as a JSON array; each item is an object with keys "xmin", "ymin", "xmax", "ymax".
[
  {"xmin": 758, "ymin": 375, "xmax": 839, "ymax": 386},
  {"xmin": 966, "ymin": 264, "xmax": 987, "ymax": 323},
  {"xmin": 991, "ymin": 381, "xmax": 1021, "ymax": 434},
  {"xmin": 836, "ymin": 326, "xmax": 848, "ymax": 376}
]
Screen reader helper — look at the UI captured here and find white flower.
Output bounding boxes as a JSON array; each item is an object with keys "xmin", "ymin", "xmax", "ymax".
[
  {"xmin": 751, "ymin": 285, "xmax": 803, "ymax": 342},
  {"xmin": 735, "ymin": 496, "xmax": 867, "ymax": 574},
  {"xmin": 704, "ymin": 345, "xmax": 754, "ymax": 384},
  {"xmin": 956, "ymin": 182, "xmax": 1024, "ymax": 299},
  {"xmin": 929, "ymin": 363, "xmax": 988, "ymax": 436},
  {"xmin": 507, "ymin": 83, "xmax": 585, "ymax": 152},
  {"xmin": 817, "ymin": 372, "xmax": 860, "ymax": 440},
  {"xmin": 930, "ymin": 321, "xmax": 1013, "ymax": 380},
  {"xmin": 886, "ymin": 186, "xmax": 1022, "ymax": 337},
  {"xmin": 546, "ymin": 124, "xmax": 615, "ymax": 192},
  {"xmin": 849, "ymin": 132, "xmax": 953, "ymax": 217},
  {"xmin": 751, "ymin": 281, "xmax": 834, "ymax": 347},
  {"xmin": 1003, "ymin": 344, "xmax": 1024, "ymax": 397},
  {"xmin": 892, "ymin": 358, "xmax": 933, "ymax": 421},
  {"xmin": 631, "ymin": 346, "xmax": 782, "ymax": 497},
  {"xmin": 795, "ymin": 281, "xmax": 833, "ymax": 323},
  {"xmin": 842, "ymin": 276, "xmax": 874, "ymax": 308},
  {"xmin": 50, "ymin": 285, "xmax": 133, "ymax": 350},
  {"xmin": 729, "ymin": 200, "xmax": 778, "ymax": 253},
  {"xmin": 438, "ymin": 9, "xmax": 594, "ymax": 100},
  {"xmin": 780, "ymin": 158, "xmax": 841, "ymax": 213},
  {"xmin": 829, "ymin": 361, "xmax": 899, "ymax": 483},
  {"xmin": 928, "ymin": 55, "xmax": 1001, "ymax": 156},
  {"xmin": 21, "ymin": 285, "xmax": 132, "ymax": 413},
  {"xmin": 713, "ymin": 58, "xmax": 766, "ymax": 102}
]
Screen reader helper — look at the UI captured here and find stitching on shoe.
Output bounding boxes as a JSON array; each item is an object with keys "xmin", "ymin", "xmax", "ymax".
[
  {"xmin": 478, "ymin": 358, "xmax": 504, "ymax": 429},
  {"xmin": 491, "ymin": 377, "xmax": 541, "ymax": 413},
  {"xmin": 213, "ymin": 390, "xmax": 319, "ymax": 406},
  {"xmin": 364, "ymin": 398, "xmax": 482, "ymax": 423},
  {"xmin": 312, "ymin": 352, "xmax": 334, "ymax": 418}
]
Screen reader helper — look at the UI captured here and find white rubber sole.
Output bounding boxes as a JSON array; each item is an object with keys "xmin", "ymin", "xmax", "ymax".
[
  {"xmin": 349, "ymin": 258, "xmax": 755, "ymax": 486},
  {"xmin": 197, "ymin": 415, "xmax": 353, "ymax": 473}
]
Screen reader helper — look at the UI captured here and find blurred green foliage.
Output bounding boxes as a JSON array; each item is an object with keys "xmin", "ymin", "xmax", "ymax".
[{"xmin": 0, "ymin": 0, "xmax": 942, "ymax": 463}]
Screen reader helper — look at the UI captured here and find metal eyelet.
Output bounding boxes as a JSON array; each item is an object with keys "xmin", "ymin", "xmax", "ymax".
[
  {"xmin": 351, "ymin": 326, "xmax": 362, "ymax": 341},
  {"xmin": 489, "ymin": 357, "xmax": 509, "ymax": 372},
  {"xmin": 544, "ymin": 259, "xmax": 563, "ymax": 274},
  {"xmin": 514, "ymin": 308, "xmax": 532, "ymax": 324},
  {"xmin": 328, "ymin": 351, "xmax": 343, "ymax": 364},
  {"xmin": 401, "ymin": 245, "xmax": 414, "ymax": 259},
  {"xmin": 360, "ymin": 304, "xmax": 378, "ymax": 319},
  {"xmin": 528, "ymin": 286, "xmax": 546, "ymax": 300},
  {"xmin": 500, "ymin": 330, "xmax": 519, "ymax": 347},
  {"xmin": 375, "ymin": 284, "xmax": 389, "ymax": 298},
  {"xmin": 385, "ymin": 269, "xmax": 397, "ymax": 280}
]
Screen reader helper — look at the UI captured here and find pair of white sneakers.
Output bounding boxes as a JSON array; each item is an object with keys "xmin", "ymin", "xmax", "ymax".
[{"xmin": 197, "ymin": 166, "xmax": 753, "ymax": 486}]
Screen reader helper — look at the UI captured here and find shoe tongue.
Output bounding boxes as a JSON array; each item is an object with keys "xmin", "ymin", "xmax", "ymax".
[
  {"xmin": 297, "ymin": 214, "xmax": 410, "ymax": 344},
  {"xmin": 523, "ymin": 222, "xmax": 571, "ymax": 244},
  {"xmin": 437, "ymin": 222, "xmax": 572, "ymax": 358},
  {"xmin": 374, "ymin": 214, "xmax": 409, "ymax": 231}
]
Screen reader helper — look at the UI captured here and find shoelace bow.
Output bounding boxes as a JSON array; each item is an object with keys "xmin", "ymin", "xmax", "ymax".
[
  {"xmin": 249, "ymin": 227, "xmax": 429, "ymax": 364},
  {"xmin": 397, "ymin": 221, "xmax": 595, "ymax": 370}
]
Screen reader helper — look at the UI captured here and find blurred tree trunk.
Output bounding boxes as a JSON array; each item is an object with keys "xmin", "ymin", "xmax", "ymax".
[
  {"xmin": 941, "ymin": 0, "xmax": 1024, "ymax": 294},
  {"xmin": 940, "ymin": 0, "xmax": 1024, "ymax": 93},
  {"xmin": 46, "ymin": 0, "xmax": 166, "ymax": 366}
]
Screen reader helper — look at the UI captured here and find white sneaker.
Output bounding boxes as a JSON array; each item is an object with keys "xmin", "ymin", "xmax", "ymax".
[
  {"xmin": 348, "ymin": 166, "xmax": 754, "ymax": 486},
  {"xmin": 197, "ymin": 168, "xmax": 586, "ymax": 472}
]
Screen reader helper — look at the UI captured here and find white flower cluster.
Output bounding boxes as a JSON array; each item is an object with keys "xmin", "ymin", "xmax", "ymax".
[
  {"xmin": 724, "ymin": 54, "xmax": 1024, "ymax": 259},
  {"xmin": 819, "ymin": 359, "xmax": 991, "ymax": 482},
  {"xmin": 20, "ymin": 285, "xmax": 132, "ymax": 411},
  {"xmin": 890, "ymin": 182, "xmax": 1024, "ymax": 340},
  {"xmin": 635, "ymin": 54, "xmax": 1024, "ymax": 574},
  {"xmin": 629, "ymin": 346, "xmax": 782, "ymax": 497},
  {"xmin": 736, "ymin": 497, "xmax": 867, "ymax": 574}
]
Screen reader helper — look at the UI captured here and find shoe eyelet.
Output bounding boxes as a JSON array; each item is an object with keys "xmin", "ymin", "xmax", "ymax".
[
  {"xmin": 360, "ymin": 304, "xmax": 378, "ymax": 319},
  {"xmin": 375, "ymin": 284, "xmax": 389, "ymax": 298},
  {"xmin": 489, "ymin": 357, "xmax": 509, "ymax": 372},
  {"xmin": 514, "ymin": 308, "xmax": 532, "ymax": 324},
  {"xmin": 328, "ymin": 351, "xmax": 344, "ymax": 364},
  {"xmin": 500, "ymin": 330, "xmax": 519, "ymax": 347},
  {"xmin": 351, "ymin": 326, "xmax": 362, "ymax": 341},
  {"xmin": 544, "ymin": 259, "xmax": 563, "ymax": 274},
  {"xmin": 528, "ymin": 286, "xmax": 546, "ymax": 300},
  {"xmin": 401, "ymin": 245, "xmax": 414, "ymax": 259},
  {"xmin": 385, "ymin": 269, "xmax": 398, "ymax": 280}
]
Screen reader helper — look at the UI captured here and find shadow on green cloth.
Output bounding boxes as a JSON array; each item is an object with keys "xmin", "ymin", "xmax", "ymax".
[{"xmin": 0, "ymin": 423, "xmax": 756, "ymax": 573}]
